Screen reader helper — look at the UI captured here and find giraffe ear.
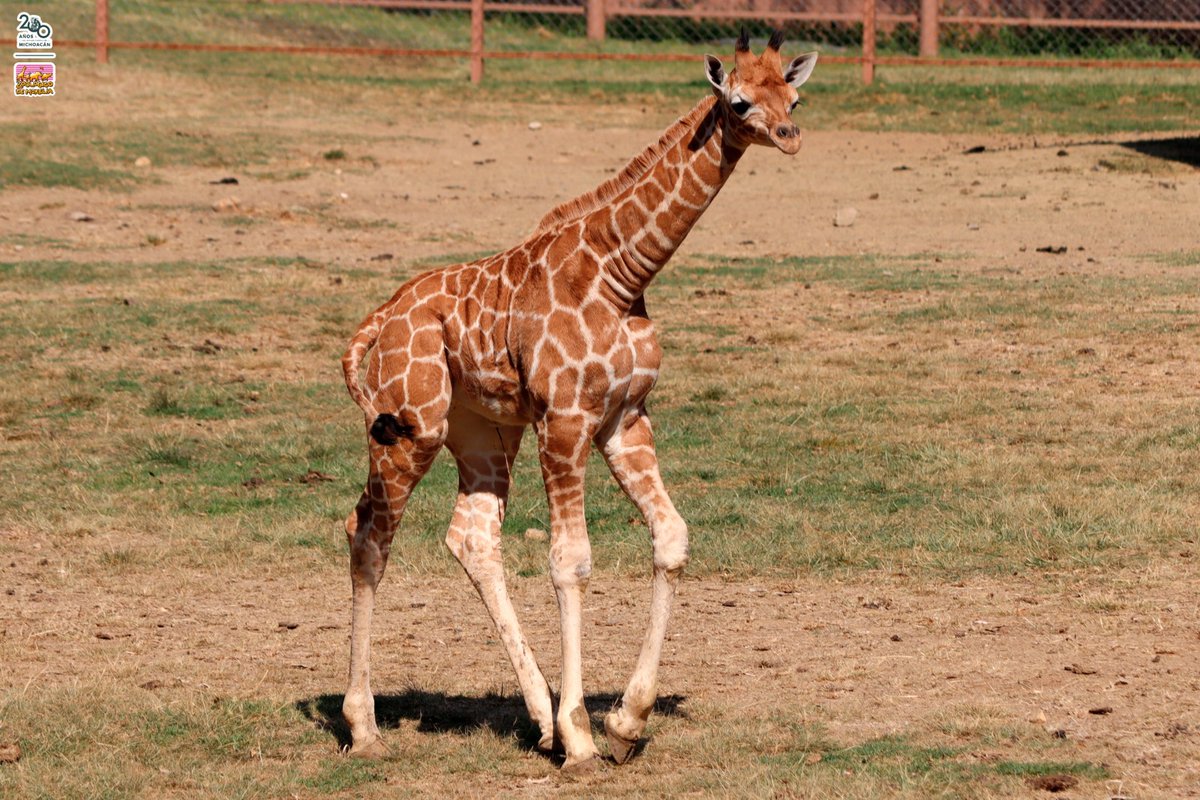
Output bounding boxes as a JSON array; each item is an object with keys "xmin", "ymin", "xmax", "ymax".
[
  {"xmin": 784, "ymin": 51, "xmax": 818, "ymax": 89},
  {"xmin": 704, "ymin": 54, "xmax": 726, "ymax": 93}
]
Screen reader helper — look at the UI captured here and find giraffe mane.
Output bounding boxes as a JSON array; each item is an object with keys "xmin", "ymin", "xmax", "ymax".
[{"xmin": 532, "ymin": 96, "xmax": 719, "ymax": 236}]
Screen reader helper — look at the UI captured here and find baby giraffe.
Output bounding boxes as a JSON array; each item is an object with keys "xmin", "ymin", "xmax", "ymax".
[{"xmin": 340, "ymin": 31, "xmax": 817, "ymax": 771}]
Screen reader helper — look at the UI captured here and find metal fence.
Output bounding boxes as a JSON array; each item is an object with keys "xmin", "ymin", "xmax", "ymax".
[{"xmin": 5, "ymin": 0, "xmax": 1198, "ymax": 83}]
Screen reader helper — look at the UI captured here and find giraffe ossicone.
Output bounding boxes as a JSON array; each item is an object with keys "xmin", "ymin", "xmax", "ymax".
[{"xmin": 339, "ymin": 34, "xmax": 817, "ymax": 770}]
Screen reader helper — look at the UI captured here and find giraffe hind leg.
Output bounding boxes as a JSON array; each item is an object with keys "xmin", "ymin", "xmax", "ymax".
[
  {"xmin": 343, "ymin": 436, "xmax": 447, "ymax": 757},
  {"xmin": 342, "ymin": 315, "xmax": 452, "ymax": 758},
  {"xmin": 343, "ymin": 472, "xmax": 396, "ymax": 758}
]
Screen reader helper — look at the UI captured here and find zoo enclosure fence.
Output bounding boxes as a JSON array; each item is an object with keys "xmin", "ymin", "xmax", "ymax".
[{"xmin": 9, "ymin": 0, "xmax": 1200, "ymax": 84}]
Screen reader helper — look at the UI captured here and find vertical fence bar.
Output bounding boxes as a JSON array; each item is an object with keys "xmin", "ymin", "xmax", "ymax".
[
  {"xmin": 95, "ymin": 0, "xmax": 109, "ymax": 64},
  {"xmin": 919, "ymin": 0, "xmax": 938, "ymax": 57},
  {"xmin": 470, "ymin": 0, "xmax": 484, "ymax": 83},
  {"xmin": 587, "ymin": 0, "xmax": 606, "ymax": 41},
  {"xmin": 861, "ymin": 0, "xmax": 876, "ymax": 84}
]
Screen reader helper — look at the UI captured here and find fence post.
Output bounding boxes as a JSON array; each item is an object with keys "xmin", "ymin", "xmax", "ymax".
[
  {"xmin": 918, "ymin": 0, "xmax": 938, "ymax": 57},
  {"xmin": 861, "ymin": 0, "xmax": 876, "ymax": 85},
  {"xmin": 470, "ymin": 0, "xmax": 484, "ymax": 83},
  {"xmin": 95, "ymin": 0, "xmax": 109, "ymax": 64},
  {"xmin": 586, "ymin": 0, "xmax": 606, "ymax": 42}
]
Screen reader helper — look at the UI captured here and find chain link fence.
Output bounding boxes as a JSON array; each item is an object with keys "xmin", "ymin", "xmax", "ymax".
[
  {"xmin": 936, "ymin": 1, "xmax": 1200, "ymax": 61},
  {"xmin": 3, "ymin": 0, "xmax": 1197, "ymax": 83}
]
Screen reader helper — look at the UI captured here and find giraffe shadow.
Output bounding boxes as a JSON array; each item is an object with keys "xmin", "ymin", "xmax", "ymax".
[{"xmin": 296, "ymin": 690, "xmax": 688, "ymax": 761}]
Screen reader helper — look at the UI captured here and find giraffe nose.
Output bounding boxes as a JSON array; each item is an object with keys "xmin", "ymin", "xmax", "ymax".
[{"xmin": 775, "ymin": 124, "xmax": 799, "ymax": 139}]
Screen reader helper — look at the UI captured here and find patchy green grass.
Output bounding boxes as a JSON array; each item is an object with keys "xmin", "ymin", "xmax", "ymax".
[
  {"xmin": 166, "ymin": 48, "xmax": 1200, "ymax": 135},
  {"xmin": 0, "ymin": 251, "xmax": 1196, "ymax": 580},
  {"xmin": 0, "ymin": 689, "xmax": 387, "ymax": 799},
  {"xmin": 1154, "ymin": 249, "xmax": 1200, "ymax": 268},
  {"xmin": 784, "ymin": 734, "xmax": 1106, "ymax": 796},
  {"xmin": 0, "ymin": 159, "xmax": 137, "ymax": 191},
  {"xmin": 0, "ymin": 112, "xmax": 286, "ymax": 194},
  {"xmin": 0, "ymin": 686, "xmax": 1110, "ymax": 799}
]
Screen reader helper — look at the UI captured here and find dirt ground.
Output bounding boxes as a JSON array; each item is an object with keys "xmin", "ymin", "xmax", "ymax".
[
  {"xmin": 5, "ymin": 549, "xmax": 1200, "ymax": 796},
  {"xmin": 7, "ymin": 69, "xmax": 1200, "ymax": 271},
  {"xmin": 3, "ymin": 68, "xmax": 1200, "ymax": 797}
]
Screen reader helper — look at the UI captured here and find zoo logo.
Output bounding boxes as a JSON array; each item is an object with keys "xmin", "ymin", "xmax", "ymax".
[
  {"xmin": 14, "ymin": 62, "xmax": 55, "ymax": 97},
  {"xmin": 16, "ymin": 11, "xmax": 53, "ymax": 50},
  {"xmin": 14, "ymin": 12, "xmax": 55, "ymax": 98}
]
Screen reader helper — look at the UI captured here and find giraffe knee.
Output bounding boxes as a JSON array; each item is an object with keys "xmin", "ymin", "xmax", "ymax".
[
  {"xmin": 653, "ymin": 515, "xmax": 689, "ymax": 575},
  {"xmin": 347, "ymin": 508, "xmax": 392, "ymax": 586},
  {"xmin": 445, "ymin": 528, "xmax": 500, "ymax": 569},
  {"xmin": 445, "ymin": 493, "xmax": 503, "ymax": 563},
  {"xmin": 349, "ymin": 542, "xmax": 386, "ymax": 589},
  {"xmin": 549, "ymin": 536, "xmax": 592, "ymax": 588},
  {"xmin": 345, "ymin": 493, "xmax": 372, "ymax": 541}
]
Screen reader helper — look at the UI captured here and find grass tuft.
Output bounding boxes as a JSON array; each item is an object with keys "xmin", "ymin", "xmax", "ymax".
[{"xmin": 0, "ymin": 159, "xmax": 136, "ymax": 191}]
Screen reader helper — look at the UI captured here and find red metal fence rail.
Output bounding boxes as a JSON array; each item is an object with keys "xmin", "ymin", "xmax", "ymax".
[{"xmin": 7, "ymin": 0, "xmax": 1197, "ymax": 85}]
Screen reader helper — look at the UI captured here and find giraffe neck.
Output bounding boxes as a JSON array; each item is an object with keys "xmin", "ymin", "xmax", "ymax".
[{"xmin": 585, "ymin": 96, "xmax": 745, "ymax": 311}]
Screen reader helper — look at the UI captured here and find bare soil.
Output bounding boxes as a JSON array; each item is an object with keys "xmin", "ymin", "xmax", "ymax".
[
  {"xmin": 5, "ymin": 536, "xmax": 1200, "ymax": 797},
  {"xmin": 7, "ymin": 70, "xmax": 1200, "ymax": 272}
]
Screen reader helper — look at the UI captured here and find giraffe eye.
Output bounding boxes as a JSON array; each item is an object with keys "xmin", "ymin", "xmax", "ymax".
[
  {"xmin": 730, "ymin": 98, "xmax": 752, "ymax": 116},
  {"xmin": 788, "ymin": 98, "xmax": 800, "ymax": 114}
]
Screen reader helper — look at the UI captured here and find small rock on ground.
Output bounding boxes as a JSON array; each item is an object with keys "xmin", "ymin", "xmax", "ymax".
[{"xmin": 834, "ymin": 207, "xmax": 858, "ymax": 227}]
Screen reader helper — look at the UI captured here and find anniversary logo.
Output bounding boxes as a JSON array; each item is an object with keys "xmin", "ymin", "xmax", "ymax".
[{"xmin": 14, "ymin": 11, "xmax": 56, "ymax": 97}]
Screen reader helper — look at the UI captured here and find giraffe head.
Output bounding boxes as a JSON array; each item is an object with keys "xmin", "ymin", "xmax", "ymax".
[{"xmin": 704, "ymin": 30, "xmax": 818, "ymax": 155}]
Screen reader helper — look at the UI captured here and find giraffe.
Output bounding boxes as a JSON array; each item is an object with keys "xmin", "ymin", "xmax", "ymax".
[{"xmin": 339, "ymin": 31, "xmax": 817, "ymax": 771}]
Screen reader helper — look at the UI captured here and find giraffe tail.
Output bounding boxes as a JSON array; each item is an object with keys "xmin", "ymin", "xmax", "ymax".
[{"xmin": 341, "ymin": 311, "xmax": 415, "ymax": 446}]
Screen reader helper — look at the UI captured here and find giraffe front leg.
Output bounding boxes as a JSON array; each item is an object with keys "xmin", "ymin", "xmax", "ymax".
[
  {"xmin": 596, "ymin": 407, "xmax": 689, "ymax": 764},
  {"xmin": 445, "ymin": 489, "xmax": 555, "ymax": 752},
  {"xmin": 445, "ymin": 414, "xmax": 554, "ymax": 752},
  {"xmin": 537, "ymin": 414, "xmax": 602, "ymax": 772}
]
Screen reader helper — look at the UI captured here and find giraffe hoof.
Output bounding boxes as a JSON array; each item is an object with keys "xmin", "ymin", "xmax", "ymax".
[
  {"xmin": 604, "ymin": 717, "xmax": 639, "ymax": 765},
  {"xmin": 346, "ymin": 736, "xmax": 391, "ymax": 760},
  {"xmin": 536, "ymin": 731, "xmax": 555, "ymax": 754},
  {"xmin": 561, "ymin": 754, "xmax": 602, "ymax": 776}
]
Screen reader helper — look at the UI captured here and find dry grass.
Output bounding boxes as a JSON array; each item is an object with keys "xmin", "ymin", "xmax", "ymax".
[
  {"xmin": 0, "ymin": 684, "xmax": 1108, "ymax": 799},
  {"xmin": 6, "ymin": 247, "xmax": 1194, "ymax": 796},
  {"xmin": 6, "ymin": 245, "xmax": 1196, "ymax": 798},
  {"xmin": 3, "ymin": 250, "xmax": 1196, "ymax": 583}
]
